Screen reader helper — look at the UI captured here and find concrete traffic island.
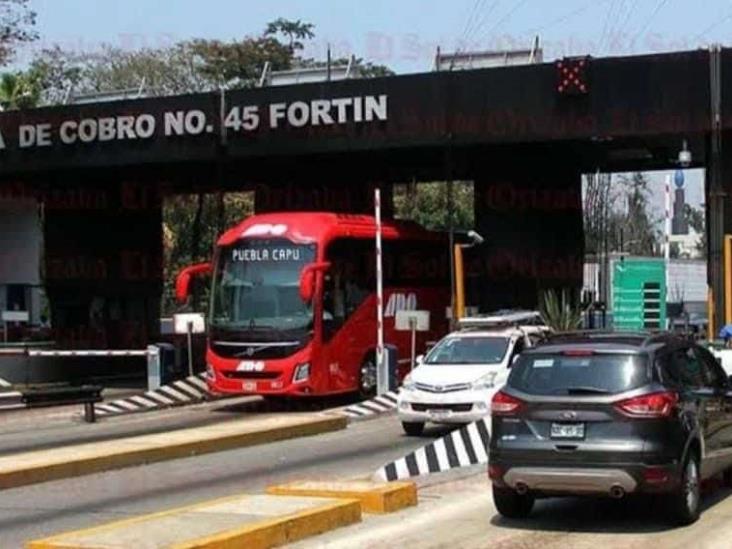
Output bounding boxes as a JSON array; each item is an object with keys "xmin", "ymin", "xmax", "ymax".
[
  {"xmin": 27, "ymin": 493, "xmax": 362, "ymax": 549},
  {"xmin": 0, "ymin": 412, "xmax": 346, "ymax": 490},
  {"xmin": 267, "ymin": 479, "xmax": 418, "ymax": 513}
]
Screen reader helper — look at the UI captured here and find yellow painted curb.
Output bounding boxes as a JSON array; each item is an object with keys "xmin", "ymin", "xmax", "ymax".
[
  {"xmin": 2, "ymin": 414, "xmax": 347, "ymax": 491},
  {"xmin": 173, "ymin": 499, "xmax": 361, "ymax": 549},
  {"xmin": 27, "ymin": 493, "xmax": 362, "ymax": 549},
  {"xmin": 266, "ymin": 479, "xmax": 418, "ymax": 513}
]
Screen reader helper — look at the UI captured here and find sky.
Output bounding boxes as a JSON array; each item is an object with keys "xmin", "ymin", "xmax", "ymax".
[
  {"xmin": 23, "ymin": 0, "xmax": 715, "ymax": 212},
  {"xmin": 23, "ymin": 0, "xmax": 732, "ymax": 74}
]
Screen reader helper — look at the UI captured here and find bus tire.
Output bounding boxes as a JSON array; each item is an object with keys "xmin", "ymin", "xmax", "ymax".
[{"xmin": 359, "ymin": 354, "xmax": 377, "ymax": 399}]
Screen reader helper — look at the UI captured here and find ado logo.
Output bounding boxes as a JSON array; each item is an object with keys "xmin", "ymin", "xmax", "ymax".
[
  {"xmin": 242, "ymin": 223, "xmax": 288, "ymax": 237},
  {"xmin": 384, "ymin": 292, "xmax": 417, "ymax": 317}
]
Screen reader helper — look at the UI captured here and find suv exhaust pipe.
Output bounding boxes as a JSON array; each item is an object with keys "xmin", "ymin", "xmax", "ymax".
[
  {"xmin": 609, "ymin": 485, "xmax": 625, "ymax": 499},
  {"xmin": 515, "ymin": 482, "xmax": 529, "ymax": 496}
]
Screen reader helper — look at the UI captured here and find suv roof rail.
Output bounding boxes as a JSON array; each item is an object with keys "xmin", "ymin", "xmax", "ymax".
[
  {"xmin": 545, "ymin": 329, "xmax": 683, "ymax": 348},
  {"xmin": 457, "ymin": 310, "xmax": 544, "ymax": 330},
  {"xmin": 545, "ymin": 329, "xmax": 646, "ymax": 340}
]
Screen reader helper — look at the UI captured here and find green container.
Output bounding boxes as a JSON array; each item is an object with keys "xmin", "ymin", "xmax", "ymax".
[{"xmin": 612, "ymin": 258, "xmax": 666, "ymax": 330}]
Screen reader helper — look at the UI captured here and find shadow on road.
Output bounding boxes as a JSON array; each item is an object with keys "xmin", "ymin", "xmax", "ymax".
[{"xmin": 489, "ymin": 486, "xmax": 732, "ymax": 534}]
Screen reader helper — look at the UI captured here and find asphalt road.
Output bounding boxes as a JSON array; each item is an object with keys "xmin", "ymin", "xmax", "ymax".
[
  {"xmin": 0, "ymin": 395, "xmax": 263, "ymax": 456},
  {"xmin": 0, "ymin": 411, "xmax": 446, "ymax": 547}
]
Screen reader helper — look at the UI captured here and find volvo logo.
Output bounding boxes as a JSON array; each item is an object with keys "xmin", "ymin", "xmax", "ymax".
[
  {"xmin": 245, "ymin": 347, "xmax": 255, "ymax": 357},
  {"xmin": 560, "ymin": 411, "xmax": 577, "ymax": 420}
]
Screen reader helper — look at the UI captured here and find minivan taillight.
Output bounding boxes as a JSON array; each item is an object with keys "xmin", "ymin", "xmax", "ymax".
[
  {"xmin": 614, "ymin": 391, "xmax": 678, "ymax": 418},
  {"xmin": 491, "ymin": 390, "xmax": 524, "ymax": 416}
]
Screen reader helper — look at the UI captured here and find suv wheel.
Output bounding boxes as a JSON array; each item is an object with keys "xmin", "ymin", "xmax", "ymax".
[
  {"xmin": 723, "ymin": 467, "xmax": 732, "ymax": 488},
  {"xmin": 668, "ymin": 453, "xmax": 701, "ymax": 525},
  {"xmin": 402, "ymin": 421, "xmax": 424, "ymax": 436},
  {"xmin": 492, "ymin": 485, "xmax": 534, "ymax": 519}
]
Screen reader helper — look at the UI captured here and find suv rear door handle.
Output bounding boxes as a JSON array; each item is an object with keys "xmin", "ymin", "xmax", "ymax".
[{"xmin": 555, "ymin": 444, "xmax": 578, "ymax": 452}]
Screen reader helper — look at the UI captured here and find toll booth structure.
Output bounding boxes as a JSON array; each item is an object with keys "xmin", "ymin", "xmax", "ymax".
[{"xmin": 0, "ymin": 47, "xmax": 729, "ymax": 358}]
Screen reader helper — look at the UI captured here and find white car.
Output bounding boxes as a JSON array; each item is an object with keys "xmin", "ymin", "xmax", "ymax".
[{"xmin": 397, "ymin": 326, "xmax": 537, "ymax": 436}]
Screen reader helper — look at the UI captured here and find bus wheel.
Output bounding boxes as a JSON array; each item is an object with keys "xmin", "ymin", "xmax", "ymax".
[{"xmin": 359, "ymin": 356, "xmax": 377, "ymax": 399}]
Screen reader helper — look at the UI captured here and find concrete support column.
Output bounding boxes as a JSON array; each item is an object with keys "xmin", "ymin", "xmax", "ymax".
[
  {"xmin": 43, "ymin": 181, "xmax": 163, "ymax": 349},
  {"xmin": 471, "ymin": 151, "xmax": 584, "ymax": 312}
]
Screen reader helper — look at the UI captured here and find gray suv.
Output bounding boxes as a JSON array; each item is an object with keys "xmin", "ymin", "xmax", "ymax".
[{"xmin": 488, "ymin": 332, "xmax": 732, "ymax": 525}]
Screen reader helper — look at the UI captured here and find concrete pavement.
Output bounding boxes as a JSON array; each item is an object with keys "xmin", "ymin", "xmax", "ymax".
[
  {"xmin": 0, "ymin": 411, "xmax": 346, "ymax": 490},
  {"xmin": 295, "ymin": 470, "xmax": 732, "ymax": 548},
  {"xmin": 0, "ymin": 414, "xmax": 445, "ymax": 547}
]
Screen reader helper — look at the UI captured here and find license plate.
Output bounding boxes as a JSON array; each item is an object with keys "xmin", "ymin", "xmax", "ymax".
[
  {"xmin": 429, "ymin": 409, "xmax": 450, "ymax": 419},
  {"xmin": 242, "ymin": 381, "xmax": 257, "ymax": 392},
  {"xmin": 550, "ymin": 422, "xmax": 584, "ymax": 439}
]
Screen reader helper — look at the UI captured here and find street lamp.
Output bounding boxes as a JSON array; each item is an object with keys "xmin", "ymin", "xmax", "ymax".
[{"xmin": 454, "ymin": 230, "xmax": 484, "ymax": 320}]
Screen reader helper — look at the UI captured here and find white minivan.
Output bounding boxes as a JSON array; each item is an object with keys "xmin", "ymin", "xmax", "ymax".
[{"xmin": 397, "ymin": 321, "xmax": 545, "ymax": 436}]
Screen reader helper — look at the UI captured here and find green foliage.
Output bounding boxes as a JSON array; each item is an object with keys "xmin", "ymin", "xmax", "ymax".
[
  {"xmin": 539, "ymin": 288, "xmax": 585, "ymax": 332},
  {"xmin": 584, "ymin": 172, "xmax": 660, "ymax": 256},
  {"xmin": 26, "ymin": 18, "xmax": 391, "ymax": 103},
  {"xmin": 163, "ymin": 192, "xmax": 254, "ymax": 314},
  {"xmin": 264, "ymin": 18, "xmax": 314, "ymax": 52},
  {"xmin": 0, "ymin": 70, "xmax": 39, "ymax": 109},
  {"xmin": 393, "ymin": 181, "xmax": 474, "ymax": 231},
  {"xmin": 684, "ymin": 203, "xmax": 706, "ymax": 258}
]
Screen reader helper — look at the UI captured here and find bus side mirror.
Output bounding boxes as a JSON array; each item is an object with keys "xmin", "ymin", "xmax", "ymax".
[
  {"xmin": 176, "ymin": 262, "xmax": 211, "ymax": 304},
  {"xmin": 300, "ymin": 268, "xmax": 316, "ymax": 303},
  {"xmin": 415, "ymin": 354, "xmax": 424, "ymax": 366},
  {"xmin": 299, "ymin": 261, "xmax": 331, "ymax": 303}
]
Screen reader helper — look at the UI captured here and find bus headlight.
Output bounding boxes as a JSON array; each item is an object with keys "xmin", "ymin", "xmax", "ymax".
[
  {"xmin": 293, "ymin": 363, "xmax": 310, "ymax": 383},
  {"xmin": 206, "ymin": 363, "xmax": 215, "ymax": 380},
  {"xmin": 402, "ymin": 375, "xmax": 416, "ymax": 391}
]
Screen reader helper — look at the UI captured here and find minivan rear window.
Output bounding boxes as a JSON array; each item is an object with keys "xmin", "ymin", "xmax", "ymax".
[{"xmin": 508, "ymin": 353, "xmax": 649, "ymax": 395}]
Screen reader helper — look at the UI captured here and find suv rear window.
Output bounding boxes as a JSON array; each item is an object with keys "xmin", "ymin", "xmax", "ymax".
[{"xmin": 508, "ymin": 353, "xmax": 650, "ymax": 395}]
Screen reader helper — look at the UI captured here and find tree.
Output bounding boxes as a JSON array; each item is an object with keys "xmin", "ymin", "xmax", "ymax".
[
  {"xmin": 162, "ymin": 192, "xmax": 254, "ymax": 314},
  {"xmin": 0, "ymin": 70, "xmax": 38, "ymax": 109},
  {"xmin": 28, "ymin": 18, "xmax": 392, "ymax": 103},
  {"xmin": 583, "ymin": 172, "xmax": 660, "ymax": 257},
  {"xmin": 264, "ymin": 18, "xmax": 314, "ymax": 53},
  {"xmin": 0, "ymin": 0, "xmax": 36, "ymax": 66},
  {"xmin": 618, "ymin": 172, "xmax": 659, "ymax": 256},
  {"xmin": 684, "ymin": 203, "xmax": 706, "ymax": 258},
  {"xmin": 393, "ymin": 181, "xmax": 474, "ymax": 231}
]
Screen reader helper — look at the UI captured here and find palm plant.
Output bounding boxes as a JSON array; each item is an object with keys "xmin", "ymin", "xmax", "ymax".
[
  {"xmin": 0, "ymin": 72, "xmax": 39, "ymax": 110},
  {"xmin": 539, "ymin": 288, "xmax": 585, "ymax": 332}
]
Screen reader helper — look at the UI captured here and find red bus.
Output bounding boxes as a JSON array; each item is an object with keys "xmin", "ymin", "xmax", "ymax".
[{"xmin": 176, "ymin": 212, "xmax": 450, "ymax": 398}]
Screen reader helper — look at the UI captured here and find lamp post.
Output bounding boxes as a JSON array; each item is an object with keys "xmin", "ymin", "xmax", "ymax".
[{"xmin": 454, "ymin": 230, "xmax": 485, "ymax": 320}]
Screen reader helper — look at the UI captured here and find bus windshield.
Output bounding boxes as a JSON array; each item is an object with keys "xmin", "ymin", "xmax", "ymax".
[{"xmin": 210, "ymin": 239, "xmax": 317, "ymax": 332}]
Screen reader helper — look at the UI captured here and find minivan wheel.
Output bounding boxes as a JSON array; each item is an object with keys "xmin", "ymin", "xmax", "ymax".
[
  {"xmin": 668, "ymin": 453, "xmax": 701, "ymax": 526},
  {"xmin": 492, "ymin": 485, "xmax": 535, "ymax": 519},
  {"xmin": 402, "ymin": 421, "xmax": 425, "ymax": 436}
]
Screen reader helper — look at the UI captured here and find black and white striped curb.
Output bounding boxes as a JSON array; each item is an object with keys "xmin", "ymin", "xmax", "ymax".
[
  {"xmin": 0, "ymin": 389, "xmax": 24, "ymax": 410},
  {"xmin": 374, "ymin": 418, "xmax": 491, "ymax": 481},
  {"xmin": 341, "ymin": 391, "xmax": 399, "ymax": 418},
  {"xmin": 94, "ymin": 373, "xmax": 211, "ymax": 417},
  {"xmin": 0, "ymin": 376, "xmax": 23, "ymax": 410}
]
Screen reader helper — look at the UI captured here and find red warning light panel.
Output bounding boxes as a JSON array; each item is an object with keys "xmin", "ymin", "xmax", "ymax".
[{"xmin": 556, "ymin": 56, "xmax": 590, "ymax": 96}]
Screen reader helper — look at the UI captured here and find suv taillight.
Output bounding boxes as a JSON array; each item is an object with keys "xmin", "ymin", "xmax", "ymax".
[
  {"xmin": 614, "ymin": 391, "xmax": 678, "ymax": 418},
  {"xmin": 491, "ymin": 390, "xmax": 524, "ymax": 416}
]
